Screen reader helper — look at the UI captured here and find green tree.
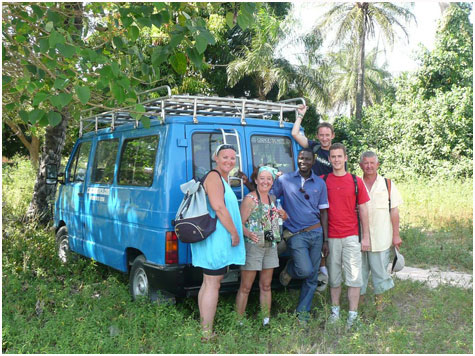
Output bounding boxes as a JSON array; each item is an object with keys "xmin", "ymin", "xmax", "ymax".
[
  {"xmin": 2, "ymin": 2, "xmax": 258, "ymax": 223},
  {"xmin": 318, "ymin": 2, "xmax": 415, "ymax": 121},
  {"xmin": 336, "ymin": 3, "xmax": 473, "ymax": 179},
  {"xmin": 411, "ymin": 2, "xmax": 473, "ymax": 98},
  {"xmin": 227, "ymin": 5, "xmax": 292, "ymax": 100},
  {"xmin": 328, "ymin": 44, "xmax": 392, "ymax": 116}
]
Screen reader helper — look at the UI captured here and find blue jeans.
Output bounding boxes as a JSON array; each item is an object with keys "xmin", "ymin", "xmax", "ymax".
[{"xmin": 286, "ymin": 229, "xmax": 323, "ymax": 314}]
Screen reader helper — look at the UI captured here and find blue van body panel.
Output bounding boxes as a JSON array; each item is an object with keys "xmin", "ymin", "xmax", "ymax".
[{"xmin": 54, "ymin": 114, "xmax": 300, "ymax": 296}]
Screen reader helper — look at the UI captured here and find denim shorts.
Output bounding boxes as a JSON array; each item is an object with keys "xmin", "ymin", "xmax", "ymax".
[{"xmin": 241, "ymin": 241, "xmax": 279, "ymax": 271}]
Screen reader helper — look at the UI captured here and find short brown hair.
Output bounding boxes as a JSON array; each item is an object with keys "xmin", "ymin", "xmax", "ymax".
[
  {"xmin": 329, "ymin": 143, "xmax": 347, "ymax": 156},
  {"xmin": 316, "ymin": 122, "xmax": 334, "ymax": 135}
]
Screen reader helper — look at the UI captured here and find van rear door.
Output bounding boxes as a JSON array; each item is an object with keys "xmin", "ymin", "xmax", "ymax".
[{"xmin": 183, "ymin": 122, "xmax": 246, "ymax": 260}]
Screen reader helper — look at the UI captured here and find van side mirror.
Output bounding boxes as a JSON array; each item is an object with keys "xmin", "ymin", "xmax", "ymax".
[
  {"xmin": 58, "ymin": 171, "xmax": 65, "ymax": 184},
  {"xmin": 46, "ymin": 163, "xmax": 59, "ymax": 185}
]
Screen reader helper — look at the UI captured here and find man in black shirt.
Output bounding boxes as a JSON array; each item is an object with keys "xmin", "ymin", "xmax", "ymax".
[{"xmin": 291, "ymin": 105, "xmax": 335, "ymax": 176}]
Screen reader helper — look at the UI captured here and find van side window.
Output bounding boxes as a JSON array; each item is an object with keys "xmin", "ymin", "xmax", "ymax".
[
  {"xmin": 118, "ymin": 135, "xmax": 159, "ymax": 186},
  {"xmin": 91, "ymin": 139, "xmax": 119, "ymax": 184},
  {"xmin": 192, "ymin": 133, "xmax": 223, "ymax": 180},
  {"xmin": 251, "ymin": 135, "xmax": 294, "ymax": 173},
  {"xmin": 67, "ymin": 141, "xmax": 92, "ymax": 183}
]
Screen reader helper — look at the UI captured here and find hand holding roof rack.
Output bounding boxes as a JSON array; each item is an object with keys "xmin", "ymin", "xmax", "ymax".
[{"xmin": 80, "ymin": 85, "xmax": 306, "ymax": 136}]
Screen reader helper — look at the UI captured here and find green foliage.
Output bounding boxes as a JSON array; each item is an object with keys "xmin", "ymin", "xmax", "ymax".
[
  {"xmin": 413, "ymin": 3, "xmax": 473, "ymax": 99},
  {"xmin": 227, "ymin": 4, "xmax": 291, "ymax": 100},
  {"xmin": 2, "ymin": 2, "xmax": 260, "ymax": 130}
]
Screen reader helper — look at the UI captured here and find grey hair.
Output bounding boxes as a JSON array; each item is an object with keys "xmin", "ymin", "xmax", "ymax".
[{"xmin": 360, "ymin": 151, "xmax": 379, "ymax": 163}]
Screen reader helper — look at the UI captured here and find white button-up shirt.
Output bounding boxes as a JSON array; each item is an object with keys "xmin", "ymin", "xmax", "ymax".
[{"xmin": 363, "ymin": 175, "xmax": 403, "ymax": 252}]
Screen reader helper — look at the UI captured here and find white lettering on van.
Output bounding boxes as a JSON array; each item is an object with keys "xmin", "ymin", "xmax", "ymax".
[
  {"xmin": 89, "ymin": 195, "xmax": 105, "ymax": 202},
  {"xmin": 87, "ymin": 187, "xmax": 110, "ymax": 195}
]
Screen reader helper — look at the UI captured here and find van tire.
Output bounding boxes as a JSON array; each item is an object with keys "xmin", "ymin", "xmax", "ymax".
[
  {"xmin": 56, "ymin": 226, "xmax": 74, "ymax": 264},
  {"xmin": 129, "ymin": 255, "xmax": 150, "ymax": 301}
]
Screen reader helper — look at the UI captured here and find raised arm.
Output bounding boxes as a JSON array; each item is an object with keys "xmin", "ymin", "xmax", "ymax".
[
  {"xmin": 204, "ymin": 171, "xmax": 240, "ymax": 246},
  {"xmin": 291, "ymin": 105, "xmax": 310, "ymax": 148}
]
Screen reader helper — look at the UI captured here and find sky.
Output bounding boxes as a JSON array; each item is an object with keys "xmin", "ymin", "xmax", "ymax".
[{"xmin": 284, "ymin": 1, "xmax": 473, "ymax": 75}]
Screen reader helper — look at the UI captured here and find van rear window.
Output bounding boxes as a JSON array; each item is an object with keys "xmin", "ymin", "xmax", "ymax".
[
  {"xmin": 251, "ymin": 135, "xmax": 294, "ymax": 173},
  {"xmin": 91, "ymin": 139, "xmax": 119, "ymax": 184},
  {"xmin": 192, "ymin": 133, "xmax": 222, "ymax": 180},
  {"xmin": 118, "ymin": 135, "xmax": 159, "ymax": 187}
]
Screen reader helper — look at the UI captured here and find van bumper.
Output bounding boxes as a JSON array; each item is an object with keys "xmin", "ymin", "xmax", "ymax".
[{"xmin": 143, "ymin": 257, "xmax": 301, "ymax": 298}]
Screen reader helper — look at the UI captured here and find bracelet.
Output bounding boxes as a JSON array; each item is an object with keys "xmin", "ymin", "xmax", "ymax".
[{"xmin": 297, "ymin": 113, "xmax": 304, "ymax": 119}]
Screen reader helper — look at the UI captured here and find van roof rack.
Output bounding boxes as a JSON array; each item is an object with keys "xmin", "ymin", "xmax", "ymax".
[{"xmin": 80, "ymin": 85, "xmax": 306, "ymax": 136}]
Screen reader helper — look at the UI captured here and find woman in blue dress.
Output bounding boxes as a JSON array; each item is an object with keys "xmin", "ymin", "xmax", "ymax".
[{"xmin": 191, "ymin": 144, "xmax": 245, "ymax": 341}]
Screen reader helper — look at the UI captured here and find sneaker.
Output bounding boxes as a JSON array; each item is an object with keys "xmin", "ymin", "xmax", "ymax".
[
  {"xmin": 328, "ymin": 312, "xmax": 340, "ymax": 324},
  {"xmin": 263, "ymin": 317, "xmax": 270, "ymax": 327},
  {"xmin": 297, "ymin": 312, "xmax": 310, "ymax": 326},
  {"xmin": 346, "ymin": 313, "xmax": 359, "ymax": 331},
  {"xmin": 279, "ymin": 260, "xmax": 292, "ymax": 287},
  {"xmin": 316, "ymin": 273, "xmax": 328, "ymax": 292}
]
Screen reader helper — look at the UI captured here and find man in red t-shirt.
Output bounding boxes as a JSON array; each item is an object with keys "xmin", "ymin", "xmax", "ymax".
[{"xmin": 320, "ymin": 143, "xmax": 370, "ymax": 329}]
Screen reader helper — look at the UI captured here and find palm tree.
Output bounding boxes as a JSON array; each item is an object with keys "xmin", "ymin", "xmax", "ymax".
[
  {"xmin": 227, "ymin": 6, "xmax": 291, "ymax": 100},
  {"xmin": 318, "ymin": 2, "xmax": 415, "ymax": 121},
  {"xmin": 328, "ymin": 44, "xmax": 392, "ymax": 116}
]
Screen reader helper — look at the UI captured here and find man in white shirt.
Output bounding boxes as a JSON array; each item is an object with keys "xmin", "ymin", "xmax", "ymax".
[{"xmin": 359, "ymin": 151, "xmax": 403, "ymax": 311}]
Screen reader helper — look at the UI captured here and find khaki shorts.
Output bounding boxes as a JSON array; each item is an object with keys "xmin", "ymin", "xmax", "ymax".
[
  {"xmin": 327, "ymin": 235, "xmax": 363, "ymax": 288},
  {"xmin": 241, "ymin": 241, "xmax": 279, "ymax": 271}
]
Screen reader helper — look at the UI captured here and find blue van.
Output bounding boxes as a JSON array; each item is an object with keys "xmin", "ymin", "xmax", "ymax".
[{"xmin": 51, "ymin": 86, "xmax": 305, "ymax": 301}]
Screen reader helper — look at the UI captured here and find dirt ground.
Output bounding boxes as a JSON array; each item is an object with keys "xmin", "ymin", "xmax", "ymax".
[{"xmin": 395, "ymin": 266, "xmax": 473, "ymax": 289}]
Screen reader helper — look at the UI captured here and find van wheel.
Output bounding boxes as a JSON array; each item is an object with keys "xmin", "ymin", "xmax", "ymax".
[
  {"xmin": 129, "ymin": 255, "xmax": 150, "ymax": 300},
  {"xmin": 56, "ymin": 226, "xmax": 73, "ymax": 264}
]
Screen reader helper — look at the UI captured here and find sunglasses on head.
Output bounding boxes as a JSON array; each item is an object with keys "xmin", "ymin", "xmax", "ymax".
[
  {"xmin": 299, "ymin": 187, "xmax": 310, "ymax": 200},
  {"xmin": 215, "ymin": 144, "xmax": 236, "ymax": 155}
]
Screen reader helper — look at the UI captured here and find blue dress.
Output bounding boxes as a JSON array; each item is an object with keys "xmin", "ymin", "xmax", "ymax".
[{"xmin": 191, "ymin": 178, "xmax": 245, "ymax": 270}]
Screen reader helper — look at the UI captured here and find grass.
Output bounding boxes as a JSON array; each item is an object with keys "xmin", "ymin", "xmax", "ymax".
[
  {"xmin": 2, "ymin": 225, "xmax": 472, "ymax": 353},
  {"xmin": 397, "ymin": 179, "xmax": 473, "ymax": 272},
  {"xmin": 2, "ymin": 158, "xmax": 473, "ymax": 353}
]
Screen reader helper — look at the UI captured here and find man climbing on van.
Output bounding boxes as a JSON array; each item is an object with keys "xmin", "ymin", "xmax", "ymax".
[
  {"xmin": 359, "ymin": 151, "xmax": 403, "ymax": 311},
  {"xmin": 271, "ymin": 148, "xmax": 329, "ymax": 324},
  {"xmin": 322, "ymin": 143, "xmax": 370, "ymax": 330},
  {"xmin": 291, "ymin": 105, "xmax": 334, "ymax": 176}
]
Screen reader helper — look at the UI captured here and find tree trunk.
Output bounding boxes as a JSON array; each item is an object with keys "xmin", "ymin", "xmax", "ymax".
[
  {"xmin": 26, "ymin": 111, "xmax": 69, "ymax": 224},
  {"xmin": 355, "ymin": 3, "xmax": 367, "ymax": 122},
  {"xmin": 4, "ymin": 118, "xmax": 41, "ymax": 169},
  {"xmin": 26, "ymin": 2, "xmax": 83, "ymax": 225}
]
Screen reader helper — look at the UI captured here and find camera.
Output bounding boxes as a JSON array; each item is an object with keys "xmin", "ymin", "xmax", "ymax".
[{"xmin": 264, "ymin": 230, "xmax": 274, "ymax": 242}]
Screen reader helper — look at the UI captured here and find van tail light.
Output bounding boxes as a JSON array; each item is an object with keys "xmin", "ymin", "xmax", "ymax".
[{"xmin": 165, "ymin": 231, "xmax": 178, "ymax": 264}]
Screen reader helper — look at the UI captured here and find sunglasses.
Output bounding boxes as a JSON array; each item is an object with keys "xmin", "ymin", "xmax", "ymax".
[
  {"xmin": 299, "ymin": 187, "xmax": 310, "ymax": 200},
  {"xmin": 215, "ymin": 144, "xmax": 236, "ymax": 155}
]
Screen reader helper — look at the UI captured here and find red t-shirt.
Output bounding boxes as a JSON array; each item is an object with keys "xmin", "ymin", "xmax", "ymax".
[{"xmin": 322, "ymin": 173, "xmax": 370, "ymax": 238}]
